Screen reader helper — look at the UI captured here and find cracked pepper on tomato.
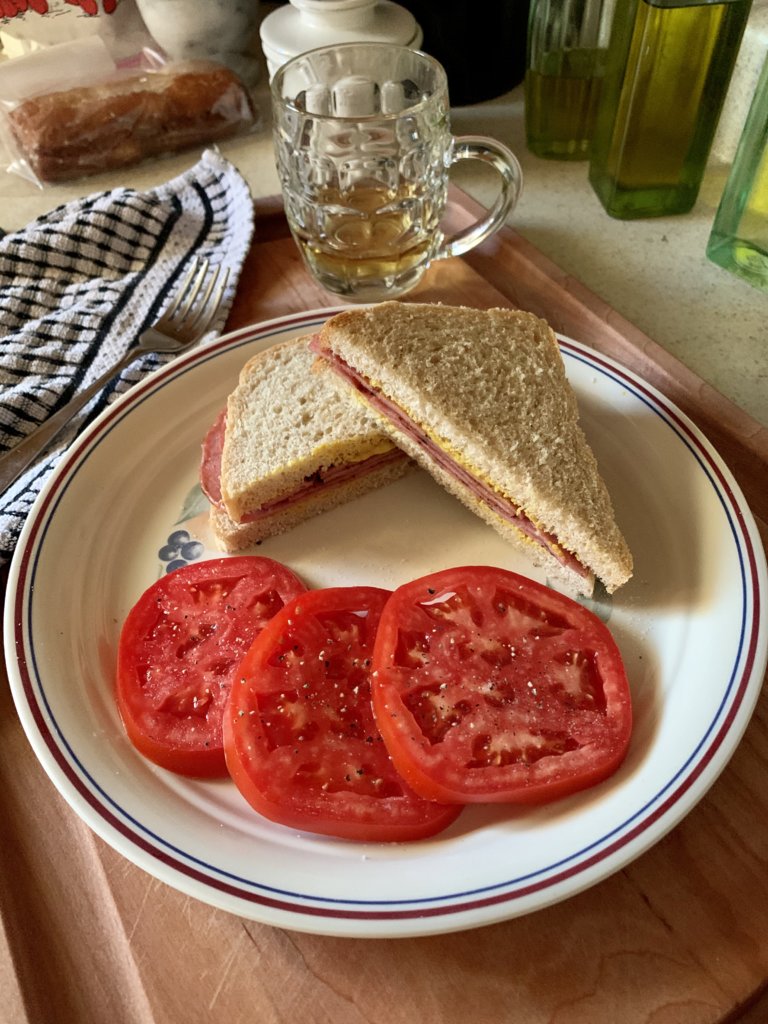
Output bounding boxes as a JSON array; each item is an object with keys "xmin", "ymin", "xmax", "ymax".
[
  {"xmin": 223, "ymin": 586, "xmax": 461, "ymax": 841},
  {"xmin": 370, "ymin": 565, "xmax": 633, "ymax": 805},
  {"xmin": 116, "ymin": 556, "xmax": 307, "ymax": 777}
]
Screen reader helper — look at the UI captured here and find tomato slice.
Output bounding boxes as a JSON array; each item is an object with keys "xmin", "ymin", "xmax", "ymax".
[
  {"xmin": 371, "ymin": 566, "xmax": 632, "ymax": 804},
  {"xmin": 116, "ymin": 556, "xmax": 306, "ymax": 778},
  {"xmin": 223, "ymin": 587, "xmax": 461, "ymax": 841}
]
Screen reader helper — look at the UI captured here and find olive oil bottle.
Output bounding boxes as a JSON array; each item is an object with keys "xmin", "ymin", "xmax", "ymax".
[
  {"xmin": 589, "ymin": 0, "xmax": 752, "ymax": 219},
  {"xmin": 526, "ymin": 47, "xmax": 607, "ymax": 159},
  {"xmin": 525, "ymin": 0, "xmax": 614, "ymax": 160}
]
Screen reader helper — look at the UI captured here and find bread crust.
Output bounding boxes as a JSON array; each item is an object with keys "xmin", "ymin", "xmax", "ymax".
[{"xmin": 319, "ymin": 302, "xmax": 633, "ymax": 594}]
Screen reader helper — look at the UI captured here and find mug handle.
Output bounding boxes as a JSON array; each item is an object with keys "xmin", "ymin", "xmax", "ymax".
[{"xmin": 434, "ymin": 135, "xmax": 523, "ymax": 260}]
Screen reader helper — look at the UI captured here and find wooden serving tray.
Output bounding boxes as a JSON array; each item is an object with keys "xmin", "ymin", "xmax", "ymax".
[{"xmin": 1, "ymin": 187, "xmax": 767, "ymax": 1024}]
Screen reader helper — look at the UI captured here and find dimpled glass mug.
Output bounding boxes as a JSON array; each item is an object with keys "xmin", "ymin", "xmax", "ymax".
[{"xmin": 271, "ymin": 43, "xmax": 523, "ymax": 301}]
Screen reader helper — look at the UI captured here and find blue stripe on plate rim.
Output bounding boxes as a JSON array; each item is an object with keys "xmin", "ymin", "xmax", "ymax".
[{"xmin": 8, "ymin": 309, "xmax": 765, "ymax": 923}]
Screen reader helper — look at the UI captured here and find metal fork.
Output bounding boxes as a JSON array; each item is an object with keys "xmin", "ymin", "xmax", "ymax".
[{"xmin": 0, "ymin": 258, "xmax": 230, "ymax": 496}]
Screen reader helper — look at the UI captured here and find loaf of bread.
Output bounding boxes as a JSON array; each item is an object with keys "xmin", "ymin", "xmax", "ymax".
[{"xmin": 8, "ymin": 62, "xmax": 257, "ymax": 183}]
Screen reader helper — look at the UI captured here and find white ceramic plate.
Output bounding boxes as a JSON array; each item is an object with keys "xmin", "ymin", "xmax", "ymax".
[{"xmin": 5, "ymin": 308, "xmax": 767, "ymax": 938}]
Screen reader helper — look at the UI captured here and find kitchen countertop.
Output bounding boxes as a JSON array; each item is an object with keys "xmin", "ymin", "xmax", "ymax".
[
  {"xmin": 2, "ymin": 62, "xmax": 766, "ymax": 430},
  {"xmin": 2, "ymin": 39, "xmax": 768, "ymax": 1024}
]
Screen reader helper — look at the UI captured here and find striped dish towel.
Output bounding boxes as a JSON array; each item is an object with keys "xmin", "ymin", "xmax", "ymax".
[{"xmin": 0, "ymin": 148, "xmax": 254, "ymax": 564}]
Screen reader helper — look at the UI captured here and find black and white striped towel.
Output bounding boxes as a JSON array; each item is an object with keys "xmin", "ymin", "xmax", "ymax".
[{"xmin": 0, "ymin": 148, "xmax": 254, "ymax": 564}]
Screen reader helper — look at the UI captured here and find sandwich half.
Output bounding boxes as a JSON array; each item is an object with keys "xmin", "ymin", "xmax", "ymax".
[
  {"xmin": 201, "ymin": 335, "xmax": 411, "ymax": 551},
  {"xmin": 312, "ymin": 302, "xmax": 633, "ymax": 596}
]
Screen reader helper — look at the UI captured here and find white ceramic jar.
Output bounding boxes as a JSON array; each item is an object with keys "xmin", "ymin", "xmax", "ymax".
[
  {"xmin": 260, "ymin": 0, "xmax": 422, "ymax": 79},
  {"xmin": 135, "ymin": 0, "xmax": 262, "ymax": 86}
]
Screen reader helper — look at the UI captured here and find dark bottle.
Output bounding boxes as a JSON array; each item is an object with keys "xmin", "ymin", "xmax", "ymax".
[{"xmin": 401, "ymin": 0, "xmax": 531, "ymax": 105}]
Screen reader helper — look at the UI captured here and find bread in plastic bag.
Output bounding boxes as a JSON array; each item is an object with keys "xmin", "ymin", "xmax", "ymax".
[{"xmin": 0, "ymin": 38, "xmax": 260, "ymax": 186}]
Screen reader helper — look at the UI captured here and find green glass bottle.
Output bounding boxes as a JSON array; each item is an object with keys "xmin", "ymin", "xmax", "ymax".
[
  {"xmin": 589, "ymin": 0, "xmax": 752, "ymax": 219},
  {"xmin": 525, "ymin": 0, "xmax": 613, "ymax": 160},
  {"xmin": 707, "ymin": 50, "xmax": 768, "ymax": 290}
]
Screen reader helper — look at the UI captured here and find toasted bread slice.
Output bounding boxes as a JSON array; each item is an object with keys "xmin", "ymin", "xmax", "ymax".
[{"xmin": 315, "ymin": 302, "xmax": 633, "ymax": 595}]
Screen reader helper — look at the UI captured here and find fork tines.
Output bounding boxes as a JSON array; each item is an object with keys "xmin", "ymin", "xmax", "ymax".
[{"xmin": 164, "ymin": 259, "xmax": 230, "ymax": 335}]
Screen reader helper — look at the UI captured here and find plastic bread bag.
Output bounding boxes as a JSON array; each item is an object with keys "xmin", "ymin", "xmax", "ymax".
[
  {"xmin": 0, "ymin": 0, "xmax": 148, "ymax": 60},
  {"xmin": 0, "ymin": 36, "xmax": 260, "ymax": 188}
]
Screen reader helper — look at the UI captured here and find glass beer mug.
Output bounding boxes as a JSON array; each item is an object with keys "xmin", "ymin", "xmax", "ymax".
[{"xmin": 271, "ymin": 42, "xmax": 524, "ymax": 301}]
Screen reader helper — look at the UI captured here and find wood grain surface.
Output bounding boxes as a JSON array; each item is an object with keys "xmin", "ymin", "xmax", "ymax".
[{"xmin": 1, "ymin": 188, "xmax": 766, "ymax": 1024}]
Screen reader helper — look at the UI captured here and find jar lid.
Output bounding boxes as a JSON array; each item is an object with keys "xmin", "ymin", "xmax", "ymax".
[{"xmin": 260, "ymin": 0, "xmax": 423, "ymax": 78}]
